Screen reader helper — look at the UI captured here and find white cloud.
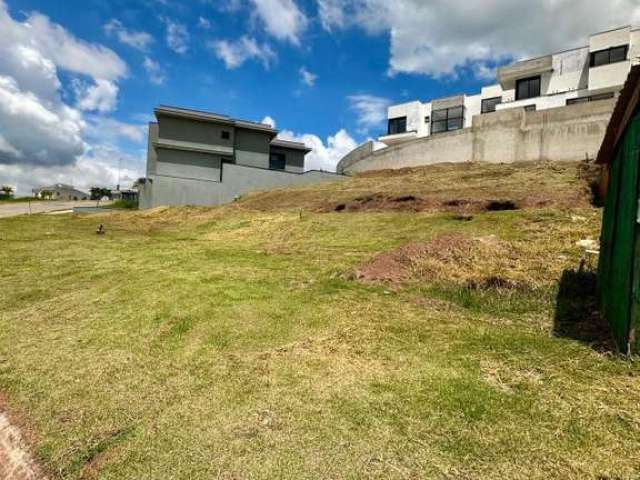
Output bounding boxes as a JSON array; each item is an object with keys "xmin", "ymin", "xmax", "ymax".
[
  {"xmin": 0, "ymin": 144, "xmax": 144, "ymax": 195},
  {"xmin": 143, "ymin": 56, "xmax": 166, "ymax": 85},
  {"xmin": 317, "ymin": 0, "xmax": 640, "ymax": 78},
  {"xmin": 261, "ymin": 116, "xmax": 276, "ymax": 128},
  {"xmin": 74, "ymin": 79, "xmax": 119, "ymax": 113},
  {"xmin": 104, "ymin": 19, "xmax": 154, "ymax": 52},
  {"xmin": 347, "ymin": 94, "xmax": 391, "ymax": 132},
  {"xmin": 0, "ymin": 3, "xmax": 127, "ymax": 82},
  {"xmin": 165, "ymin": 19, "xmax": 189, "ymax": 54},
  {"xmin": 0, "ymin": 133, "xmax": 23, "ymax": 158},
  {"xmin": 84, "ymin": 116, "xmax": 147, "ymax": 143},
  {"xmin": 299, "ymin": 66, "xmax": 317, "ymax": 86},
  {"xmin": 198, "ymin": 17, "xmax": 211, "ymax": 29},
  {"xmin": 209, "ymin": 36, "xmax": 276, "ymax": 69},
  {"xmin": 0, "ymin": 0, "xmax": 142, "ymax": 196},
  {"xmin": 264, "ymin": 115, "xmax": 358, "ymax": 171},
  {"xmin": 250, "ymin": 0, "xmax": 308, "ymax": 45},
  {"xmin": 278, "ymin": 128, "xmax": 358, "ymax": 172},
  {"xmin": 0, "ymin": 75, "xmax": 85, "ymax": 166}
]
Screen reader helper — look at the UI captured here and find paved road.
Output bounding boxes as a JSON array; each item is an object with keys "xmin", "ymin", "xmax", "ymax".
[{"xmin": 0, "ymin": 200, "xmax": 111, "ymax": 218}]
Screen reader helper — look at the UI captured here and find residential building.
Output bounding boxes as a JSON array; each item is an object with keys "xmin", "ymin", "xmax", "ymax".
[
  {"xmin": 381, "ymin": 26, "xmax": 640, "ymax": 146},
  {"xmin": 139, "ymin": 106, "xmax": 342, "ymax": 208},
  {"xmin": 32, "ymin": 184, "xmax": 89, "ymax": 200}
]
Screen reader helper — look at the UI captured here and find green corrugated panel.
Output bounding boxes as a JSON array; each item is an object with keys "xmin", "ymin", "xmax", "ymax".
[
  {"xmin": 598, "ymin": 148, "xmax": 621, "ymax": 312},
  {"xmin": 598, "ymin": 114, "xmax": 640, "ymax": 354}
]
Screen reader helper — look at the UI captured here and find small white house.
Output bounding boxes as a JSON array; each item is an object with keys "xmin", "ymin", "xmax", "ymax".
[
  {"xmin": 32, "ymin": 183, "xmax": 89, "ymax": 201},
  {"xmin": 381, "ymin": 26, "xmax": 640, "ymax": 146}
]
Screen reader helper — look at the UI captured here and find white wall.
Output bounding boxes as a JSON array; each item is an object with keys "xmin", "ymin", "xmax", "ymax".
[
  {"xmin": 388, "ymin": 101, "xmax": 423, "ymax": 135},
  {"xmin": 464, "ymin": 94, "xmax": 482, "ymax": 128},
  {"xmin": 589, "ymin": 26, "xmax": 633, "ymax": 91},
  {"xmin": 590, "ymin": 26, "xmax": 631, "ymax": 51},
  {"xmin": 589, "ymin": 61, "xmax": 631, "ymax": 90},
  {"xmin": 548, "ymin": 47, "xmax": 589, "ymax": 94}
]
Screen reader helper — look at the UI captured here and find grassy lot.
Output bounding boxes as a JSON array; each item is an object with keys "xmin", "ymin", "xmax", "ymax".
[{"xmin": 1, "ymin": 162, "xmax": 639, "ymax": 479}]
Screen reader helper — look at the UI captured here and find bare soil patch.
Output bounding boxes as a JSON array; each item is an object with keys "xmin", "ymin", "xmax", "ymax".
[
  {"xmin": 354, "ymin": 233, "xmax": 513, "ymax": 286},
  {"xmin": 0, "ymin": 410, "xmax": 46, "ymax": 480}
]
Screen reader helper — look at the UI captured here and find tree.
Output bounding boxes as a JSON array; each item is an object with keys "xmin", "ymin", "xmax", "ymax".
[
  {"xmin": 0, "ymin": 185, "xmax": 14, "ymax": 199},
  {"xmin": 90, "ymin": 187, "xmax": 112, "ymax": 200}
]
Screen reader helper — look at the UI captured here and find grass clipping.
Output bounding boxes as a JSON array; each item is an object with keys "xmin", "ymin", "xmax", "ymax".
[{"xmin": 355, "ymin": 233, "xmax": 520, "ymax": 287}]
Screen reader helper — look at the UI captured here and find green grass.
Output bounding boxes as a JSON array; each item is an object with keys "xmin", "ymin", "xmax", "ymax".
[{"xmin": 1, "ymin": 162, "xmax": 639, "ymax": 479}]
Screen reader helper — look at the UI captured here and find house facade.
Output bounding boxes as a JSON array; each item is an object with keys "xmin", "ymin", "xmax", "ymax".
[
  {"xmin": 139, "ymin": 106, "xmax": 342, "ymax": 208},
  {"xmin": 32, "ymin": 184, "xmax": 89, "ymax": 200},
  {"xmin": 381, "ymin": 26, "xmax": 640, "ymax": 146}
]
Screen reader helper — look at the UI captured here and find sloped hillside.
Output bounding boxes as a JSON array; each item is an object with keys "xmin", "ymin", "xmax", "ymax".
[
  {"xmin": 238, "ymin": 160, "xmax": 599, "ymax": 213},
  {"xmin": 2, "ymin": 160, "xmax": 639, "ymax": 480}
]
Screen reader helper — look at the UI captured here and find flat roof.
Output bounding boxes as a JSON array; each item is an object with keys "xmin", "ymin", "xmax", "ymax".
[
  {"xmin": 155, "ymin": 105, "xmax": 277, "ymax": 135},
  {"xmin": 270, "ymin": 138, "xmax": 312, "ymax": 152}
]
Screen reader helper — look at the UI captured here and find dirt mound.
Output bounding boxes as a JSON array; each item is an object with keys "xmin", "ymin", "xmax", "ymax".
[{"xmin": 355, "ymin": 233, "xmax": 511, "ymax": 285}]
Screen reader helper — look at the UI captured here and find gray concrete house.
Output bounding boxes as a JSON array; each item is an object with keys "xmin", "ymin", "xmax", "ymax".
[
  {"xmin": 139, "ymin": 106, "xmax": 342, "ymax": 208},
  {"xmin": 32, "ymin": 183, "xmax": 89, "ymax": 200}
]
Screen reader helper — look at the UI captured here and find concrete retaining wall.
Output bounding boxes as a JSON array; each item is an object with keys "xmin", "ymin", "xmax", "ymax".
[
  {"xmin": 140, "ymin": 164, "xmax": 344, "ymax": 208},
  {"xmin": 342, "ymin": 99, "xmax": 616, "ymax": 173},
  {"xmin": 336, "ymin": 141, "xmax": 375, "ymax": 174}
]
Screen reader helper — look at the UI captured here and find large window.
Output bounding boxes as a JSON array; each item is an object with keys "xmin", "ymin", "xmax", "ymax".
[
  {"xmin": 431, "ymin": 106, "xmax": 464, "ymax": 134},
  {"xmin": 387, "ymin": 117, "xmax": 407, "ymax": 135},
  {"xmin": 516, "ymin": 76, "xmax": 541, "ymax": 101},
  {"xmin": 269, "ymin": 152, "xmax": 286, "ymax": 170},
  {"xmin": 481, "ymin": 97, "xmax": 502, "ymax": 114},
  {"xmin": 590, "ymin": 45, "xmax": 628, "ymax": 67}
]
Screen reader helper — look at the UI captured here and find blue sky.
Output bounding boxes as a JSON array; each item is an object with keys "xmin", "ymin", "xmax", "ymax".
[{"xmin": 1, "ymin": 0, "xmax": 639, "ymax": 194}]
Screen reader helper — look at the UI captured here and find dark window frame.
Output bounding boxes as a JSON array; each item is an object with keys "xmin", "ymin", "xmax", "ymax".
[
  {"xmin": 431, "ymin": 106, "xmax": 464, "ymax": 134},
  {"xmin": 566, "ymin": 97, "xmax": 590, "ymax": 106},
  {"xmin": 481, "ymin": 96, "xmax": 502, "ymax": 114},
  {"xmin": 269, "ymin": 152, "xmax": 286, "ymax": 170},
  {"xmin": 566, "ymin": 92, "xmax": 615, "ymax": 106},
  {"xmin": 516, "ymin": 76, "xmax": 541, "ymax": 101},
  {"xmin": 589, "ymin": 45, "xmax": 629, "ymax": 68},
  {"xmin": 387, "ymin": 116, "xmax": 408, "ymax": 135},
  {"xmin": 221, "ymin": 130, "xmax": 231, "ymax": 140}
]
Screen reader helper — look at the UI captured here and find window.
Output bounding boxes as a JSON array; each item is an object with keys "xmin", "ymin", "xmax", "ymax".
[
  {"xmin": 481, "ymin": 97, "xmax": 502, "ymax": 114},
  {"xmin": 566, "ymin": 92, "xmax": 615, "ymax": 106},
  {"xmin": 591, "ymin": 92, "xmax": 615, "ymax": 101},
  {"xmin": 269, "ymin": 152, "xmax": 286, "ymax": 170},
  {"xmin": 567, "ymin": 97, "xmax": 590, "ymax": 105},
  {"xmin": 516, "ymin": 76, "xmax": 541, "ymax": 101},
  {"xmin": 524, "ymin": 105, "xmax": 537, "ymax": 112},
  {"xmin": 431, "ymin": 106, "xmax": 464, "ymax": 134},
  {"xmin": 590, "ymin": 45, "xmax": 629, "ymax": 67},
  {"xmin": 221, "ymin": 131, "xmax": 230, "ymax": 140},
  {"xmin": 424, "ymin": 116, "xmax": 430, "ymax": 124},
  {"xmin": 387, "ymin": 117, "xmax": 407, "ymax": 135}
]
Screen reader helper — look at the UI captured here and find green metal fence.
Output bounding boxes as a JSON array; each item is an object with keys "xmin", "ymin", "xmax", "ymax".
[{"xmin": 598, "ymin": 113, "xmax": 640, "ymax": 355}]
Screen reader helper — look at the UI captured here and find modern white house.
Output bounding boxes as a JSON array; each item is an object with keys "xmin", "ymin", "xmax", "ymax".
[{"xmin": 380, "ymin": 26, "xmax": 640, "ymax": 146}]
